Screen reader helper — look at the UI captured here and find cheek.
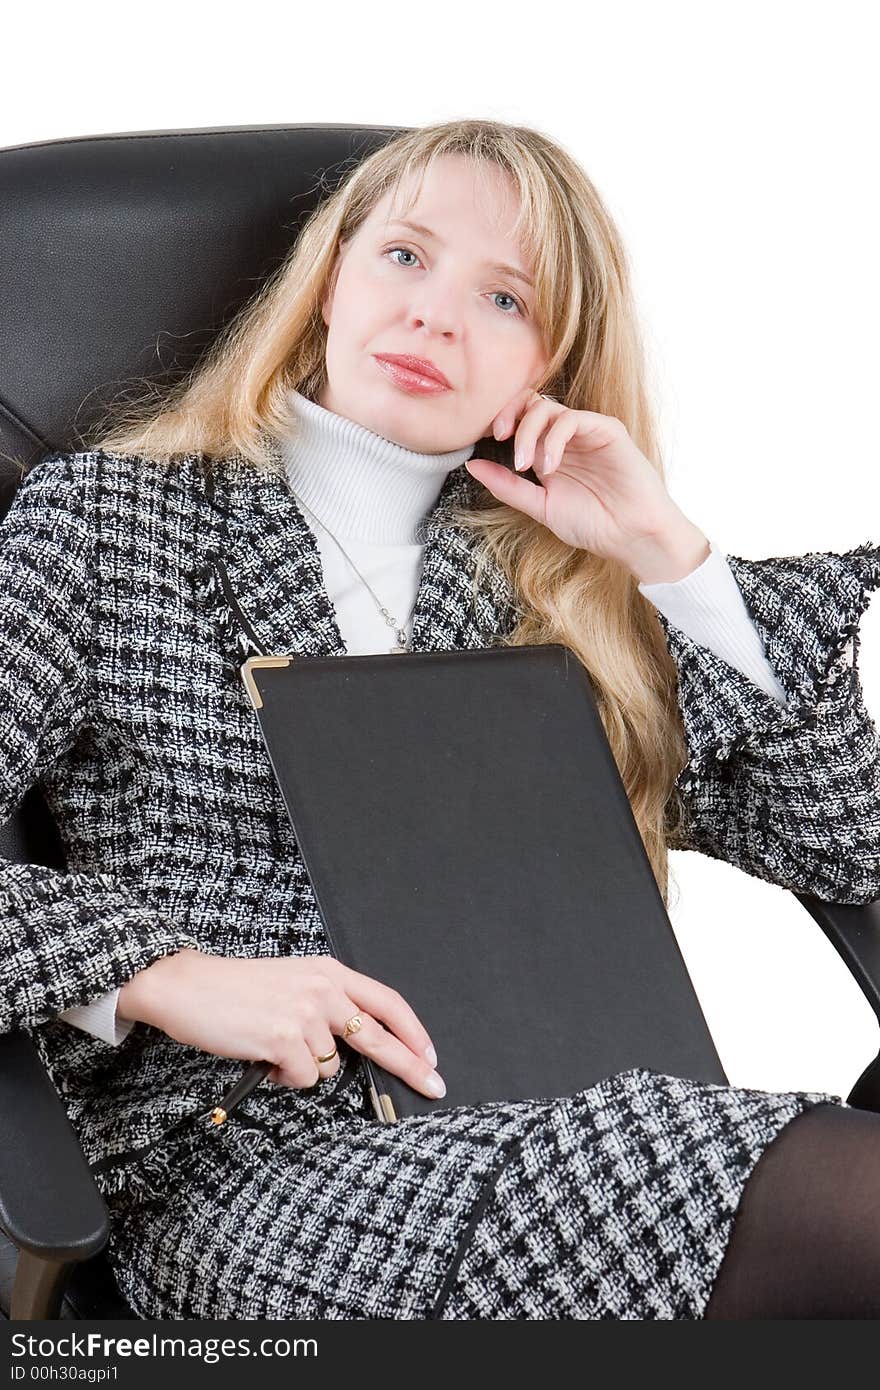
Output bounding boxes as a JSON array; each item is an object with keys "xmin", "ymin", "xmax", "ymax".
[
  {"xmin": 337, "ymin": 275, "xmax": 396, "ymax": 335},
  {"xmin": 481, "ymin": 341, "xmax": 531, "ymax": 389}
]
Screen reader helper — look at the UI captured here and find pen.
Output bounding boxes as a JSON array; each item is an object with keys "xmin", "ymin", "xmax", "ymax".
[
  {"xmin": 209, "ymin": 1059, "xmax": 273, "ymax": 1125},
  {"xmin": 209, "ymin": 1051, "xmax": 372, "ymax": 1125}
]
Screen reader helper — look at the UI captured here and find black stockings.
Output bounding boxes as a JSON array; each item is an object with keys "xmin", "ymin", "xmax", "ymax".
[{"xmin": 704, "ymin": 1101, "xmax": 880, "ymax": 1318}]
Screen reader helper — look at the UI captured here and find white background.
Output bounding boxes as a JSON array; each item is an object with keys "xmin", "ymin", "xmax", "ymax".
[{"xmin": 3, "ymin": 0, "xmax": 878, "ymax": 1102}]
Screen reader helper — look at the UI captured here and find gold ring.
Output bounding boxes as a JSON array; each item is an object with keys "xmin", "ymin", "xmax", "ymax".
[
  {"xmin": 313, "ymin": 1047, "xmax": 338, "ymax": 1064},
  {"xmin": 342, "ymin": 1013, "xmax": 363, "ymax": 1037}
]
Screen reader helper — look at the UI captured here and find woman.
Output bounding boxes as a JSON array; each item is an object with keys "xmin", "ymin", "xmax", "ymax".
[{"xmin": 2, "ymin": 118, "xmax": 879, "ymax": 1320}]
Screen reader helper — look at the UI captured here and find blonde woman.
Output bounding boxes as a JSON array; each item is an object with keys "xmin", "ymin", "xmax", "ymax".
[{"xmin": 2, "ymin": 119, "xmax": 879, "ymax": 1320}]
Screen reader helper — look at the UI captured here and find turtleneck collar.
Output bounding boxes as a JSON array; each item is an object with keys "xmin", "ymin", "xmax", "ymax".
[{"xmin": 277, "ymin": 388, "xmax": 477, "ymax": 545}]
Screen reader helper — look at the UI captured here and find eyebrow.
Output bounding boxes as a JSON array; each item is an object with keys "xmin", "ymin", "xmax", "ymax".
[{"xmin": 384, "ymin": 219, "xmax": 535, "ymax": 289}]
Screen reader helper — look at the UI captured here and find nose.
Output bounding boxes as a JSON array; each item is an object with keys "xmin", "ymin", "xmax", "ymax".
[
  {"xmin": 409, "ymin": 313, "xmax": 457, "ymax": 339},
  {"xmin": 407, "ymin": 284, "xmax": 463, "ymax": 338}
]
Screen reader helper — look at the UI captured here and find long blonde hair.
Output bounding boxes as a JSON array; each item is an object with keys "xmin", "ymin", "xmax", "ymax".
[{"xmin": 84, "ymin": 118, "xmax": 691, "ymax": 908}]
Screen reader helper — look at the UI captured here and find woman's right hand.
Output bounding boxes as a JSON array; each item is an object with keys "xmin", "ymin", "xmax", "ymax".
[{"xmin": 118, "ymin": 949, "xmax": 446, "ymax": 1098}]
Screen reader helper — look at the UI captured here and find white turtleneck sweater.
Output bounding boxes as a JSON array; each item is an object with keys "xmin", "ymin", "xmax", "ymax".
[{"xmin": 59, "ymin": 388, "xmax": 790, "ymax": 1045}]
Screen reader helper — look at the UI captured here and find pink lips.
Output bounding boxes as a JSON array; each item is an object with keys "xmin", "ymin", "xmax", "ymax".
[{"xmin": 374, "ymin": 354, "xmax": 453, "ymax": 394}]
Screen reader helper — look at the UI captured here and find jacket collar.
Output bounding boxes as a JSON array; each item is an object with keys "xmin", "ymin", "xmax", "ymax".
[{"xmin": 195, "ymin": 430, "xmax": 521, "ymax": 661}]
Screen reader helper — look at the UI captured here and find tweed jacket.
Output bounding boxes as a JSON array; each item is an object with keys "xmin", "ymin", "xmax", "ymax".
[{"xmin": 1, "ymin": 442, "xmax": 879, "ymax": 1180}]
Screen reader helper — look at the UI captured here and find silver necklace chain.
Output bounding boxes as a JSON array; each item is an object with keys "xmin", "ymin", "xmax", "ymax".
[{"xmin": 290, "ymin": 489, "xmax": 417, "ymax": 653}]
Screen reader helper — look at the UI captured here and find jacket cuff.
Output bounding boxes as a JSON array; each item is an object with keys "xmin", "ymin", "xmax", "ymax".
[
  {"xmin": 58, "ymin": 987, "xmax": 134, "ymax": 1046},
  {"xmin": 653, "ymin": 540, "xmax": 880, "ymax": 794},
  {"xmin": 639, "ymin": 539, "xmax": 790, "ymax": 707}
]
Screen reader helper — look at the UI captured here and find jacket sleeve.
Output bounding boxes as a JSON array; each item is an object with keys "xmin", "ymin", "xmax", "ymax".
[
  {"xmin": 656, "ymin": 540, "xmax": 880, "ymax": 905},
  {"xmin": 0, "ymin": 452, "xmax": 201, "ymax": 1036}
]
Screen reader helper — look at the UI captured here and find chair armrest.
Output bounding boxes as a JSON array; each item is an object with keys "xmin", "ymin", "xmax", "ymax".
[
  {"xmin": 0, "ymin": 1029, "xmax": 109, "ymax": 1262},
  {"xmin": 793, "ymin": 894, "xmax": 880, "ymax": 1023},
  {"xmin": 793, "ymin": 893, "xmax": 880, "ymax": 1112}
]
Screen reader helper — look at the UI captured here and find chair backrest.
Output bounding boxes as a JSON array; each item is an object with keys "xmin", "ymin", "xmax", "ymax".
[
  {"xmin": 0, "ymin": 122, "xmax": 410, "ymax": 852},
  {"xmin": 0, "ymin": 121, "xmax": 410, "ymax": 493}
]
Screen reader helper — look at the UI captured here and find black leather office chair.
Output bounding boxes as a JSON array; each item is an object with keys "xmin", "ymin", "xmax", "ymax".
[{"xmin": 1, "ymin": 123, "xmax": 879, "ymax": 1323}]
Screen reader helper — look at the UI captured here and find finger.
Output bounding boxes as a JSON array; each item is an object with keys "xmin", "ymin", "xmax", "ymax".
[
  {"xmin": 334, "ymin": 965, "xmax": 438, "ymax": 1067},
  {"xmin": 537, "ymin": 415, "xmax": 580, "ymax": 476},
  {"xmin": 335, "ymin": 1003, "xmax": 446, "ymax": 1100},
  {"xmin": 464, "ymin": 458, "xmax": 549, "ymax": 524},
  {"xmin": 512, "ymin": 395, "xmax": 560, "ymax": 473},
  {"xmin": 305, "ymin": 1022, "xmax": 342, "ymax": 1080},
  {"xmin": 491, "ymin": 385, "xmax": 551, "ymax": 440},
  {"xmin": 267, "ymin": 1029, "xmax": 325, "ymax": 1090}
]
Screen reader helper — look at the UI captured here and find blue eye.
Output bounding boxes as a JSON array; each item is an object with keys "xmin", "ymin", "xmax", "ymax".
[
  {"xmin": 383, "ymin": 247, "xmax": 524, "ymax": 317},
  {"xmin": 385, "ymin": 246, "xmax": 419, "ymax": 268},
  {"xmin": 491, "ymin": 290, "xmax": 523, "ymax": 316},
  {"xmin": 385, "ymin": 246, "xmax": 419, "ymax": 269}
]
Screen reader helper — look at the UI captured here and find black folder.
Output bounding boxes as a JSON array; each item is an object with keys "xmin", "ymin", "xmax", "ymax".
[{"xmin": 240, "ymin": 644, "xmax": 726, "ymax": 1122}]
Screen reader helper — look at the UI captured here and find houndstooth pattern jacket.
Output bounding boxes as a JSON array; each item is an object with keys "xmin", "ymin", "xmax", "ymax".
[{"xmin": 1, "ymin": 442, "xmax": 879, "ymax": 1318}]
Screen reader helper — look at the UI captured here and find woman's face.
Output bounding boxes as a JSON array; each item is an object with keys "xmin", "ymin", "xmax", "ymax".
[{"xmin": 318, "ymin": 154, "xmax": 549, "ymax": 452}]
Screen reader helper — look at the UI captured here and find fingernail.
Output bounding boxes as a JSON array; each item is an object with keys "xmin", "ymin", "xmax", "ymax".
[
  {"xmin": 424, "ymin": 1043, "xmax": 438, "ymax": 1067},
  {"xmin": 426, "ymin": 1072, "xmax": 446, "ymax": 1097},
  {"xmin": 515, "ymin": 452, "xmax": 526, "ymax": 472}
]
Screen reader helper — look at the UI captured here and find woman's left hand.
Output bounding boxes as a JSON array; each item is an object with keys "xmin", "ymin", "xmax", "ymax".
[{"xmin": 466, "ymin": 388, "xmax": 710, "ymax": 581}]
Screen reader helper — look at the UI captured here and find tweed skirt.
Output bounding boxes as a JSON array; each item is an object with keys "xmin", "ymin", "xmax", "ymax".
[{"xmin": 91, "ymin": 1060, "xmax": 845, "ymax": 1321}]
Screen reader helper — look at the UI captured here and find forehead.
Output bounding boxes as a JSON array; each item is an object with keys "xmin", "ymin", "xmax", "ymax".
[{"xmin": 366, "ymin": 157, "xmax": 526, "ymax": 251}]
